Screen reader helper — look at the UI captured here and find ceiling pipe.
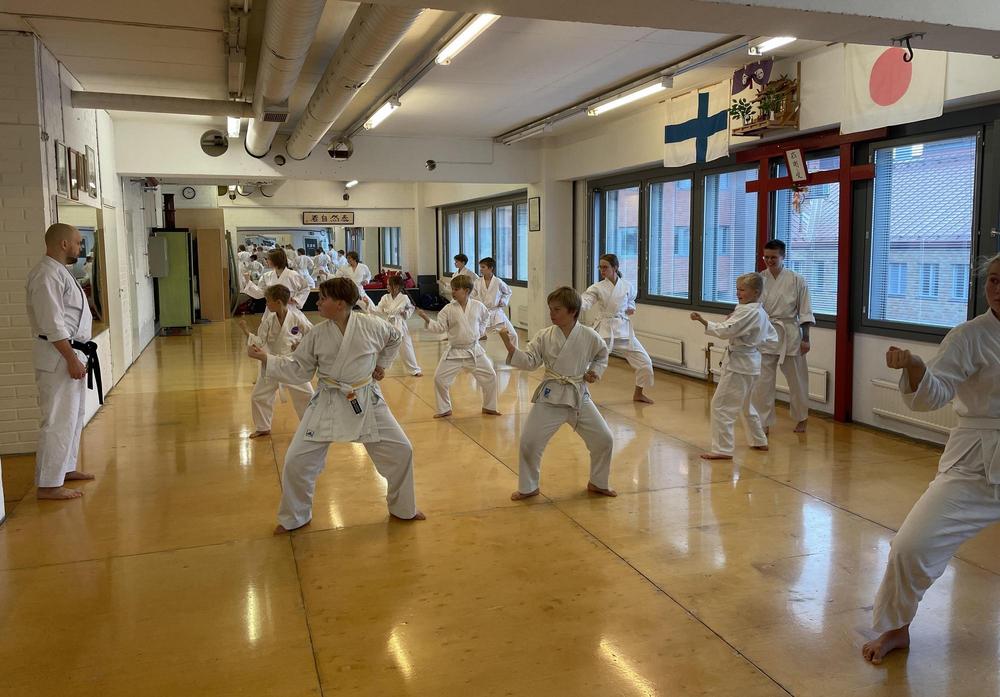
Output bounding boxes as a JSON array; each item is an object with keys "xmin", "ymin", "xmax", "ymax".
[
  {"xmin": 245, "ymin": 0, "xmax": 328, "ymax": 158},
  {"xmin": 70, "ymin": 91, "xmax": 253, "ymax": 118},
  {"xmin": 284, "ymin": 3, "xmax": 423, "ymax": 161}
]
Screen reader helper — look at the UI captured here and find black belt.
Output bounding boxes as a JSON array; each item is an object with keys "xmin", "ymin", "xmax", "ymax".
[{"xmin": 37, "ymin": 335, "xmax": 104, "ymax": 404}]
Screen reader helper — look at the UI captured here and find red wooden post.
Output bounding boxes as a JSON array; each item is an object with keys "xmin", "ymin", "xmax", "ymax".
[
  {"xmin": 834, "ymin": 142, "xmax": 855, "ymax": 422},
  {"xmin": 756, "ymin": 158, "xmax": 770, "ymax": 271}
]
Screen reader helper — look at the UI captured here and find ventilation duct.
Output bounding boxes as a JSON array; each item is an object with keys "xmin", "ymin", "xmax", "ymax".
[
  {"xmin": 245, "ymin": 0, "xmax": 327, "ymax": 157},
  {"xmin": 70, "ymin": 91, "xmax": 253, "ymax": 118},
  {"xmin": 284, "ymin": 3, "xmax": 422, "ymax": 161}
]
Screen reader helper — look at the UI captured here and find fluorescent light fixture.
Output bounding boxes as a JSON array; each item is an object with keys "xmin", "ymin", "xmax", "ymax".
[
  {"xmin": 435, "ymin": 14, "xmax": 501, "ymax": 65},
  {"xmin": 587, "ymin": 77, "xmax": 673, "ymax": 117},
  {"xmin": 227, "ymin": 184, "xmax": 237, "ymax": 192},
  {"xmin": 226, "ymin": 116, "xmax": 241, "ymax": 137},
  {"xmin": 363, "ymin": 97, "xmax": 400, "ymax": 130},
  {"xmin": 748, "ymin": 36, "xmax": 796, "ymax": 55},
  {"xmin": 345, "ymin": 180, "xmax": 358, "ymax": 188},
  {"xmin": 500, "ymin": 123, "xmax": 549, "ymax": 145}
]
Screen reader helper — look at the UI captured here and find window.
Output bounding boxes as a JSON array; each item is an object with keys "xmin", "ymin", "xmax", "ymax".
[
  {"xmin": 952, "ymin": 264, "xmax": 969, "ymax": 301},
  {"xmin": 594, "ymin": 186, "xmax": 640, "ymax": 287},
  {"xmin": 867, "ymin": 134, "xmax": 976, "ymax": 329},
  {"xmin": 888, "ymin": 263, "xmax": 907, "ymax": 296},
  {"xmin": 446, "ymin": 213, "xmax": 460, "ymax": 268},
  {"xmin": 773, "ymin": 153, "xmax": 841, "ymax": 315},
  {"xmin": 495, "ymin": 204, "xmax": 514, "ymax": 279},
  {"xmin": 647, "ymin": 178, "xmax": 692, "ymax": 299},
  {"xmin": 440, "ymin": 193, "xmax": 528, "ymax": 284},
  {"xmin": 380, "ymin": 227, "xmax": 401, "ymax": 268},
  {"xmin": 477, "ymin": 208, "xmax": 492, "ymax": 264},
  {"xmin": 702, "ymin": 167, "xmax": 758, "ymax": 304},
  {"xmin": 516, "ymin": 202, "xmax": 528, "ymax": 282},
  {"xmin": 461, "ymin": 210, "xmax": 475, "ymax": 258},
  {"xmin": 345, "ymin": 227, "xmax": 363, "ymax": 254}
]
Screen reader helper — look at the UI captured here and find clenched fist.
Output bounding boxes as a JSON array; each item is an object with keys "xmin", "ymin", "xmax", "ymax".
[{"xmin": 885, "ymin": 346, "xmax": 917, "ymax": 370}]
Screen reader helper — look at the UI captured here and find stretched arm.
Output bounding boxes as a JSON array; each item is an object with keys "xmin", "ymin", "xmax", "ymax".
[
  {"xmin": 702, "ymin": 307, "xmax": 757, "ymax": 340},
  {"xmin": 505, "ymin": 331, "xmax": 543, "ymax": 370},
  {"xmin": 891, "ymin": 327, "xmax": 972, "ymax": 411},
  {"xmin": 580, "ymin": 283, "xmax": 601, "ymax": 312},
  {"xmin": 251, "ymin": 332, "xmax": 319, "ymax": 384}
]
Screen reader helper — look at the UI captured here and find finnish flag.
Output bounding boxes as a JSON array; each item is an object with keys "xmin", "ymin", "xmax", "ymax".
[{"xmin": 664, "ymin": 81, "xmax": 730, "ymax": 168}]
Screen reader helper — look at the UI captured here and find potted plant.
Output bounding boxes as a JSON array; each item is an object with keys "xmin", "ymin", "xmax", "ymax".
[{"xmin": 729, "ymin": 97, "xmax": 754, "ymax": 125}]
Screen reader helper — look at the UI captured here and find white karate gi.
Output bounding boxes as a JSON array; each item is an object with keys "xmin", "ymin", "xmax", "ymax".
[
  {"xmin": 472, "ymin": 275, "xmax": 518, "ymax": 346},
  {"xmin": 424, "ymin": 299, "xmax": 498, "ymax": 413},
  {"xmin": 581, "ymin": 278, "xmax": 654, "ymax": 388},
  {"xmin": 331, "ymin": 254, "xmax": 347, "ymax": 270},
  {"xmin": 242, "ymin": 267, "xmax": 311, "ymax": 310},
  {"xmin": 295, "ymin": 254, "xmax": 316, "ymax": 286},
  {"xmin": 507, "ymin": 323, "xmax": 613, "ymax": 494},
  {"xmin": 246, "ymin": 260, "xmax": 264, "ymax": 284},
  {"xmin": 313, "ymin": 253, "xmax": 332, "ymax": 282},
  {"xmin": 264, "ymin": 314, "xmax": 417, "ymax": 529},
  {"xmin": 26, "ymin": 257, "xmax": 93, "ymax": 488},
  {"xmin": 237, "ymin": 250, "xmax": 251, "ymax": 266},
  {"xmin": 750, "ymin": 268, "xmax": 815, "ymax": 427},
  {"xmin": 703, "ymin": 303, "xmax": 777, "ymax": 455},
  {"xmin": 872, "ymin": 310, "xmax": 1000, "ymax": 633},
  {"xmin": 336, "ymin": 263, "xmax": 373, "ymax": 311},
  {"xmin": 375, "ymin": 291, "xmax": 422, "ymax": 375},
  {"xmin": 247, "ymin": 308, "xmax": 315, "ymax": 431}
]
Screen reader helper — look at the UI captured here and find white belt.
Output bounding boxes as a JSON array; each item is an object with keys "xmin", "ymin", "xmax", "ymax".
[{"xmin": 955, "ymin": 416, "xmax": 1000, "ymax": 485}]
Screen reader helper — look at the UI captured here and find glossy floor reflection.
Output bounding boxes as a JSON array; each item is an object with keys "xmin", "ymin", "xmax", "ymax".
[{"xmin": 1, "ymin": 315, "xmax": 996, "ymax": 696}]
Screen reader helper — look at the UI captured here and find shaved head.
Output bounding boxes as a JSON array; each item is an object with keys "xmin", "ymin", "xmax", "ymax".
[
  {"xmin": 44, "ymin": 223, "xmax": 83, "ymax": 264},
  {"xmin": 45, "ymin": 223, "xmax": 78, "ymax": 246}
]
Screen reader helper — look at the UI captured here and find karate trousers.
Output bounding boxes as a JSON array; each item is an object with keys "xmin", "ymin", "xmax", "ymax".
[
  {"xmin": 277, "ymin": 398, "xmax": 418, "ymax": 529},
  {"xmin": 484, "ymin": 313, "xmax": 518, "ymax": 348},
  {"xmin": 397, "ymin": 329, "xmax": 422, "ymax": 375},
  {"xmin": 433, "ymin": 353, "xmax": 498, "ymax": 413},
  {"xmin": 751, "ymin": 353, "xmax": 810, "ymax": 427},
  {"xmin": 251, "ymin": 373, "xmax": 313, "ymax": 431},
  {"xmin": 711, "ymin": 369, "xmax": 767, "ymax": 455},
  {"xmin": 517, "ymin": 399, "xmax": 613, "ymax": 494},
  {"xmin": 872, "ymin": 453, "xmax": 1000, "ymax": 633},
  {"xmin": 34, "ymin": 358, "xmax": 87, "ymax": 488},
  {"xmin": 608, "ymin": 338, "xmax": 654, "ymax": 389}
]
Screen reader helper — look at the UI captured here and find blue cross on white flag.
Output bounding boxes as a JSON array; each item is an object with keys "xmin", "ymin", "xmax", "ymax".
[{"xmin": 663, "ymin": 81, "xmax": 731, "ymax": 168}]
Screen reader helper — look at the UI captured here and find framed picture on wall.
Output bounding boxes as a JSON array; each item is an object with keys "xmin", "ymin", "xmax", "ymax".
[
  {"xmin": 528, "ymin": 196, "xmax": 541, "ymax": 232},
  {"xmin": 85, "ymin": 145, "xmax": 98, "ymax": 198},
  {"xmin": 55, "ymin": 141, "xmax": 69, "ymax": 197},
  {"xmin": 67, "ymin": 147, "xmax": 80, "ymax": 200},
  {"xmin": 76, "ymin": 150, "xmax": 87, "ymax": 200}
]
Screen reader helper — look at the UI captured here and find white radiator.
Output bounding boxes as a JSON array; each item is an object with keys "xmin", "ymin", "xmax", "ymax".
[
  {"xmin": 514, "ymin": 305, "xmax": 528, "ymax": 329},
  {"xmin": 871, "ymin": 378, "xmax": 956, "ymax": 434},
  {"xmin": 631, "ymin": 330, "xmax": 684, "ymax": 366},
  {"xmin": 708, "ymin": 346, "xmax": 830, "ymax": 403}
]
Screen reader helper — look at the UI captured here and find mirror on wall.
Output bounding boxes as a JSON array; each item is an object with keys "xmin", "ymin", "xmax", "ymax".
[{"xmin": 56, "ymin": 199, "xmax": 105, "ymax": 328}]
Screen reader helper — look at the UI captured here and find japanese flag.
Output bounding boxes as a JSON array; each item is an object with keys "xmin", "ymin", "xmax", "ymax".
[{"xmin": 841, "ymin": 44, "xmax": 947, "ymax": 134}]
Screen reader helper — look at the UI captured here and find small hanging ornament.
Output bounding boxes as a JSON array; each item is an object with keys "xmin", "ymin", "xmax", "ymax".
[{"xmin": 791, "ymin": 183, "xmax": 809, "ymax": 214}]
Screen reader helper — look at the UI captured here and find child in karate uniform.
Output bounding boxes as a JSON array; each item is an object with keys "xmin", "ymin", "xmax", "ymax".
[
  {"xmin": 248, "ymin": 278, "xmax": 425, "ymax": 532},
  {"xmin": 238, "ymin": 284, "xmax": 315, "ymax": 438},
  {"xmin": 499, "ymin": 286, "xmax": 616, "ymax": 501},
  {"xmin": 472, "ymin": 256, "xmax": 517, "ymax": 347},
  {"xmin": 416, "ymin": 274, "xmax": 499, "ymax": 418},
  {"xmin": 691, "ymin": 272, "xmax": 777, "ymax": 460},
  {"xmin": 375, "ymin": 274, "xmax": 422, "ymax": 376}
]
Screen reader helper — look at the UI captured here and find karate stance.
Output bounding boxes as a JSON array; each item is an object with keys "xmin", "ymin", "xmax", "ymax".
[
  {"xmin": 243, "ymin": 248, "xmax": 311, "ymax": 310},
  {"xmin": 863, "ymin": 254, "xmax": 1000, "ymax": 664},
  {"xmin": 295, "ymin": 248, "xmax": 316, "ymax": 287},
  {"xmin": 26, "ymin": 223, "xmax": 98, "ymax": 499},
  {"xmin": 472, "ymin": 257, "xmax": 518, "ymax": 347},
  {"xmin": 750, "ymin": 239, "xmax": 815, "ymax": 433},
  {"xmin": 335, "ymin": 250, "xmax": 373, "ymax": 311},
  {"xmin": 248, "ymin": 278, "xmax": 425, "ymax": 532},
  {"xmin": 416, "ymin": 274, "xmax": 500, "ymax": 418},
  {"xmin": 440, "ymin": 253, "xmax": 478, "ymax": 300},
  {"xmin": 500, "ymin": 286, "xmax": 616, "ymax": 501},
  {"xmin": 238, "ymin": 284, "xmax": 314, "ymax": 438},
  {"xmin": 691, "ymin": 272, "xmax": 777, "ymax": 460},
  {"xmin": 374, "ymin": 274, "xmax": 422, "ymax": 376},
  {"xmin": 581, "ymin": 253, "xmax": 655, "ymax": 403}
]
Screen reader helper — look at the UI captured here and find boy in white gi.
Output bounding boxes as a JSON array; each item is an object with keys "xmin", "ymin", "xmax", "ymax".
[
  {"xmin": 416, "ymin": 274, "xmax": 500, "ymax": 418},
  {"xmin": 582, "ymin": 253, "xmax": 655, "ymax": 404},
  {"xmin": 750, "ymin": 239, "xmax": 815, "ymax": 433},
  {"xmin": 499, "ymin": 286, "xmax": 616, "ymax": 501},
  {"xmin": 243, "ymin": 249, "xmax": 311, "ymax": 309},
  {"xmin": 472, "ymin": 256, "xmax": 518, "ymax": 347},
  {"xmin": 335, "ymin": 250, "xmax": 373, "ymax": 311},
  {"xmin": 238, "ymin": 284, "xmax": 315, "ymax": 439},
  {"xmin": 863, "ymin": 254, "xmax": 1000, "ymax": 664},
  {"xmin": 375, "ymin": 274, "xmax": 422, "ymax": 376},
  {"xmin": 248, "ymin": 278, "xmax": 425, "ymax": 533},
  {"xmin": 295, "ymin": 248, "xmax": 316, "ymax": 287},
  {"xmin": 313, "ymin": 248, "xmax": 332, "ymax": 283},
  {"xmin": 691, "ymin": 272, "xmax": 777, "ymax": 460}
]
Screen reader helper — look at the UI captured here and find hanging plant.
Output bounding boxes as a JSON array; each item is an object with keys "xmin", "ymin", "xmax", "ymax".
[{"xmin": 729, "ymin": 97, "xmax": 754, "ymax": 124}]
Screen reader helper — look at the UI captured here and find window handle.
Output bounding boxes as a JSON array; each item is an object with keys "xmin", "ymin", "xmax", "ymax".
[{"xmin": 991, "ymin": 228, "xmax": 999, "ymax": 238}]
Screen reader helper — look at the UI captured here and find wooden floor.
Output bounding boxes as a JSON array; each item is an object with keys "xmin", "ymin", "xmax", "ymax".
[{"xmin": 3, "ymin": 316, "xmax": 1000, "ymax": 696}]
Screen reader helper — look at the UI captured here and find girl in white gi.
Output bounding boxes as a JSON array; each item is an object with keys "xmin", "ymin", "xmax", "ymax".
[
  {"xmin": 472, "ymin": 256, "xmax": 518, "ymax": 347},
  {"xmin": 243, "ymin": 249, "xmax": 311, "ymax": 310},
  {"xmin": 750, "ymin": 239, "xmax": 815, "ymax": 433},
  {"xmin": 246, "ymin": 254, "xmax": 264, "ymax": 284},
  {"xmin": 295, "ymin": 248, "xmax": 316, "ymax": 286},
  {"xmin": 691, "ymin": 272, "xmax": 777, "ymax": 460},
  {"xmin": 415, "ymin": 274, "xmax": 500, "ymax": 418},
  {"xmin": 581, "ymin": 253, "xmax": 655, "ymax": 404},
  {"xmin": 499, "ymin": 286, "xmax": 616, "ymax": 501},
  {"xmin": 238, "ymin": 284, "xmax": 315, "ymax": 439},
  {"xmin": 375, "ymin": 274, "xmax": 422, "ymax": 376},
  {"xmin": 313, "ymin": 248, "xmax": 332, "ymax": 283},
  {"xmin": 863, "ymin": 255, "xmax": 1000, "ymax": 665},
  {"xmin": 336, "ymin": 250, "xmax": 373, "ymax": 311},
  {"xmin": 247, "ymin": 278, "xmax": 425, "ymax": 533}
]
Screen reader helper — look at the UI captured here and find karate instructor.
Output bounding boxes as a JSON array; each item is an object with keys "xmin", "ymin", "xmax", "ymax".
[{"xmin": 26, "ymin": 223, "xmax": 99, "ymax": 500}]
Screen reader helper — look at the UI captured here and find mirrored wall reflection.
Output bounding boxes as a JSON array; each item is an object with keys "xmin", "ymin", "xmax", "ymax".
[{"xmin": 56, "ymin": 199, "xmax": 105, "ymax": 327}]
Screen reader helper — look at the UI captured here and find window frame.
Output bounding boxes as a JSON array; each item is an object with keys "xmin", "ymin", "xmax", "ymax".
[
  {"xmin": 378, "ymin": 226, "xmax": 401, "ymax": 269},
  {"xmin": 439, "ymin": 191, "xmax": 529, "ymax": 287}
]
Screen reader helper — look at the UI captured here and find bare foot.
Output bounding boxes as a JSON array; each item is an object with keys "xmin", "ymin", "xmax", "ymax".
[
  {"xmin": 764, "ymin": 427, "xmax": 770, "ymax": 436},
  {"xmin": 249, "ymin": 430, "xmax": 271, "ymax": 439},
  {"xmin": 482, "ymin": 408, "xmax": 502, "ymax": 416},
  {"xmin": 390, "ymin": 510, "xmax": 426, "ymax": 521},
  {"xmin": 700, "ymin": 452, "xmax": 733, "ymax": 460},
  {"xmin": 750, "ymin": 445, "xmax": 769, "ymax": 451},
  {"xmin": 511, "ymin": 489, "xmax": 540, "ymax": 501},
  {"xmin": 273, "ymin": 521, "xmax": 310, "ymax": 535},
  {"xmin": 433, "ymin": 411, "xmax": 452, "ymax": 419},
  {"xmin": 37, "ymin": 486, "xmax": 83, "ymax": 500},
  {"xmin": 64, "ymin": 471, "xmax": 95, "ymax": 481},
  {"xmin": 587, "ymin": 482, "xmax": 618, "ymax": 497},
  {"xmin": 862, "ymin": 625, "xmax": 910, "ymax": 664},
  {"xmin": 794, "ymin": 420, "xmax": 808, "ymax": 433},
  {"xmin": 633, "ymin": 388, "xmax": 654, "ymax": 404}
]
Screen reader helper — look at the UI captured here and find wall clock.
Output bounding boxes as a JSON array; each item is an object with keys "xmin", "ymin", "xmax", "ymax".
[{"xmin": 181, "ymin": 186, "xmax": 196, "ymax": 200}]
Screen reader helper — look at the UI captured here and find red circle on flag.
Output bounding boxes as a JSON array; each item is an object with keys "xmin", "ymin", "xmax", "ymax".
[{"xmin": 869, "ymin": 47, "xmax": 912, "ymax": 106}]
